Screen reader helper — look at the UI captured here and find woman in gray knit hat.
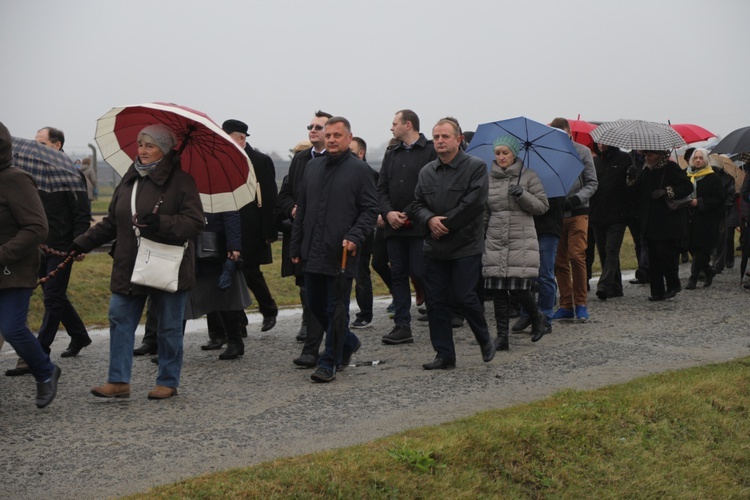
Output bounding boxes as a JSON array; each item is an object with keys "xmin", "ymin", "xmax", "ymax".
[
  {"xmin": 483, "ymin": 135, "xmax": 549, "ymax": 350},
  {"xmin": 71, "ymin": 123, "xmax": 204, "ymax": 400}
]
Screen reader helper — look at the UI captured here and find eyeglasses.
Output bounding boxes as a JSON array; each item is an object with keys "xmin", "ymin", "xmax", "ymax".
[{"xmin": 307, "ymin": 124, "xmax": 325, "ymax": 131}]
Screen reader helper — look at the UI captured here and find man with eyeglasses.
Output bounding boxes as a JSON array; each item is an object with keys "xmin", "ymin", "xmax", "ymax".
[{"xmin": 277, "ymin": 110, "xmax": 332, "ymax": 368}]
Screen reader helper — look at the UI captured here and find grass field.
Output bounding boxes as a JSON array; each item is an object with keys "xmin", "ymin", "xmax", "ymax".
[{"xmin": 125, "ymin": 357, "xmax": 750, "ymax": 498}]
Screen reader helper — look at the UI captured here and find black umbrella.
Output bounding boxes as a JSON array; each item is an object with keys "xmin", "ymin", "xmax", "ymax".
[
  {"xmin": 711, "ymin": 126, "xmax": 750, "ymax": 156},
  {"xmin": 332, "ymin": 248, "xmax": 349, "ymax": 368}
]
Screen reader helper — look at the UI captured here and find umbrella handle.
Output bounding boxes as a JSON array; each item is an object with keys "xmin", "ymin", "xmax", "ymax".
[{"xmin": 341, "ymin": 247, "xmax": 348, "ymax": 271}]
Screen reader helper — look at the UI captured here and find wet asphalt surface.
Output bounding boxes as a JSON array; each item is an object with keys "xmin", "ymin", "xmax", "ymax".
[{"xmin": 2, "ymin": 263, "xmax": 750, "ymax": 499}]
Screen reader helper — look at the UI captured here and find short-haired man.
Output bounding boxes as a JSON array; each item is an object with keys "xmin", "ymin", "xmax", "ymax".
[
  {"xmin": 277, "ymin": 111, "xmax": 331, "ymax": 368},
  {"xmin": 7, "ymin": 127, "xmax": 91, "ymax": 375},
  {"xmin": 290, "ymin": 117, "xmax": 378, "ymax": 382},
  {"xmin": 378, "ymin": 110, "xmax": 437, "ymax": 345},
  {"xmin": 222, "ymin": 119, "xmax": 279, "ymax": 334},
  {"xmin": 548, "ymin": 118, "xmax": 598, "ymax": 322},
  {"xmin": 410, "ymin": 118, "xmax": 496, "ymax": 370}
]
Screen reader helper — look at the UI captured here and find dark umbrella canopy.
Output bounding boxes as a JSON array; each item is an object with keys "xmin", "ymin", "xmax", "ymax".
[
  {"xmin": 11, "ymin": 137, "xmax": 86, "ymax": 193},
  {"xmin": 466, "ymin": 116, "xmax": 584, "ymax": 198},
  {"xmin": 711, "ymin": 126, "xmax": 750, "ymax": 156}
]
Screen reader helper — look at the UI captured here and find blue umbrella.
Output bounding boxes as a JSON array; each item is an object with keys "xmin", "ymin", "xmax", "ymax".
[{"xmin": 466, "ymin": 117, "xmax": 584, "ymax": 198}]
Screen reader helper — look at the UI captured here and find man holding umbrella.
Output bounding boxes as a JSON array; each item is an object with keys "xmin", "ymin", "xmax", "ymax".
[{"xmin": 290, "ymin": 116, "xmax": 378, "ymax": 383}]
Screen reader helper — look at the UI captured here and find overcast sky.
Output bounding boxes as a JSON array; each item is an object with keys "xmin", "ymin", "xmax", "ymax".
[{"xmin": 1, "ymin": 0, "xmax": 747, "ymax": 159}]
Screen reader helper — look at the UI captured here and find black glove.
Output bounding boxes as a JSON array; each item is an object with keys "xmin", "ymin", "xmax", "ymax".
[
  {"xmin": 651, "ymin": 189, "xmax": 666, "ymax": 199},
  {"xmin": 564, "ymin": 195, "xmax": 581, "ymax": 211},
  {"xmin": 138, "ymin": 213, "xmax": 161, "ymax": 236},
  {"xmin": 68, "ymin": 242, "xmax": 85, "ymax": 257},
  {"xmin": 508, "ymin": 185, "xmax": 524, "ymax": 197},
  {"xmin": 626, "ymin": 165, "xmax": 638, "ymax": 179}
]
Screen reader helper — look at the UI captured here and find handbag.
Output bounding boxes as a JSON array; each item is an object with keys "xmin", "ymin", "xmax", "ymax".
[
  {"xmin": 665, "ymin": 195, "xmax": 692, "ymax": 212},
  {"xmin": 196, "ymin": 231, "xmax": 225, "ymax": 261},
  {"xmin": 129, "ymin": 179, "xmax": 187, "ymax": 292}
]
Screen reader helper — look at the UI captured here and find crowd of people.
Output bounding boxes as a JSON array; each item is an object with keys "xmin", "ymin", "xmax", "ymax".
[{"xmin": 0, "ymin": 110, "xmax": 745, "ymax": 407}]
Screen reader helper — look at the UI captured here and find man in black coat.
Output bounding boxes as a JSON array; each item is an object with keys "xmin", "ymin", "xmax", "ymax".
[
  {"xmin": 290, "ymin": 116, "xmax": 378, "ymax": 383},
  {"xmin": 222, "ymin": 120, "xmax": 279, "ymax": 333},
  {"xmin": 377, "ymin": 109, "xmax": 436, "ymax": 345},
  {"xmin": 277, "ymin": 111, "xmax": 331, "ymax": 367}
]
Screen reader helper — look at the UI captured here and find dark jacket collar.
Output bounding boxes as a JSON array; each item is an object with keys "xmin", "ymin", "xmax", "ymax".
[{"xmin": 435, "ymin": 149, "xmax": 466, "ymax": 169}]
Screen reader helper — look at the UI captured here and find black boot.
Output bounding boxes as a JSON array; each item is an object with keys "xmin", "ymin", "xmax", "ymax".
[
  {"xmin": 219, "ymin": 343, "xmax": 244, "ymax": 360},
  {"xmin": 514, "ymin": 290, "xmax": 545, "ymax": 343},
  {"xmin": 492, "ymin": 292, "xmax": 510, "ymax": 351},
  {"xmin": 219, "ymin": 312, "xmax": 244, "ymax": 360},
  {"xmin": 704, "ymin": 267, "xmax": 715, "ymax": 288}
]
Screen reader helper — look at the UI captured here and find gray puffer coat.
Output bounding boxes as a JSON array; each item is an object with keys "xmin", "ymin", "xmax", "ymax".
[{"xmin": 482, "ymin": 159, "xmax": 549, "ymax": 280}]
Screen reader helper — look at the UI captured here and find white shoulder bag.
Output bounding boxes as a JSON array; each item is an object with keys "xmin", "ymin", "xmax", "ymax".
[{"xmin": 129, "ymin": 179, "xmax": 187, "ymax": 293}]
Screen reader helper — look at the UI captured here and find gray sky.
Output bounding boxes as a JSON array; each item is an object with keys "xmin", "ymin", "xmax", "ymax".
[{"xmin": 1, "ymin": 0, "xmax": 747, "ymax": 159}]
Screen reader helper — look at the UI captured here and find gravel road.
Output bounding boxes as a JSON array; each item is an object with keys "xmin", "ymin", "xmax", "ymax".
[{"xmin": 2, "ymin": 264, "xmax": 749, "ymax": 499}]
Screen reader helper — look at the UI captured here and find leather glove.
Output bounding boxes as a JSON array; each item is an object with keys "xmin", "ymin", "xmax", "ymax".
[
  {"xmin": 626, "ymin": 165, "xmax": 638, "ymax": 179},
  {"xmin": 68, "ymin": 242, "xmax": 85, "ymax": 257},
  {"xmin": 564, "ymin": 195, "xmax": 581, "ymax": 211},
  {"xmin": 138, "ymin": 213, "xmax": 161, "ymax": 236},
  {"xmin": 651, "ymin": 189, "xmax": 667, "ymax": 199},
  {"xmin": 508, "ymin": 185, "xmax": 524, "ymax": 197}
]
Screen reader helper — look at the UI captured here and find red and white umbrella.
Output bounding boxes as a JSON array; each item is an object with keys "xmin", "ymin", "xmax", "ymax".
[
  {"xmin": 670, "ymin": 123, "xmax": 716, "ymax": 144},
  {"xmin": 95, "ymin": 102, "xmax": 257, "ymax": 213}
]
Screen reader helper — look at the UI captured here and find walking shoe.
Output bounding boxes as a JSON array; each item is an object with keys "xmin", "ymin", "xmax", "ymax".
[
  {"xmin": 552, "ymin": 307, "xmax": 574, "ymax": 320},
  {"xmin": 261, "ymin": 316, "xmax": 277, "ymax": 332},
  {"xmin": 339, "ymin": 339, "xmax": 362, "ymax": 370},
  {"xmin": 382, "ymin": 325, "xmax": 414, "ymax": 345},
  {"xmin": 422, "ymin": 357, "xmax": 456, "ymax": 370},
  {"xmin": 480, "ymin": 341, "xmax": 496, "ymax": 362},
  {"xmin": 575, "ymin": 305, "xmax": 589, "ymax": 321},
  {"xmin": 5, "ymin": 358, "xmax": 30, "ymax": 377},
  {"xmin": 293, "ymin": 353, "xmax": 318, "ymax": 368},
  {"xmin": 148, "ymin": 385, "xmax": 177, "ymax": 400},
  {"xmin": 200, "ymin": 339, "xmax": 225, "ymax": 351},
  {"xmin": 350, "ymin": 318, "xmax": 372, "ymax": 329},
  {"xmin": 685, "ymin": 278, "xmax": 697, "ymax": 290},
  {"xmin": 134, "ymin": 343, "xmax": 158, "ymax": 355},
  {"xmin": 310, "ymin": 367, "xmax": 336, "ymax": 383},
  {"xmin": 36, "ymin": 365, "xmax": 61, "ymax": 409},
  {"xmin": 664, "ymin": 286, "xmax": 681, "ymax": 299},
  {"xmin": 91, "ymin": 382, "xmax": 131, "ymax": 398},
  {"xmin": 511, "ymin": 316, "xmax": 531, "ymax": 332},
  {"xmin": 61, "ymin": 337, "xmax": 92, "ymax": 358},
  {"xmin": 218, "ymin": 343, "xmax": 244, "ymax": 360}
]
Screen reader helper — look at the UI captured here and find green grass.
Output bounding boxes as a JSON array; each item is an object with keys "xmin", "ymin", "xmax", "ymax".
[{"xmin": 125, "ymin": 357, "xmax": 750, "ymax": 498}]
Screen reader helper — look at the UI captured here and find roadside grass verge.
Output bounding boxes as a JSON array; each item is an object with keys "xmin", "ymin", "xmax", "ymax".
[{"xmin": 127, "ymin": 357, "xmax": 750, "ymax": 498}]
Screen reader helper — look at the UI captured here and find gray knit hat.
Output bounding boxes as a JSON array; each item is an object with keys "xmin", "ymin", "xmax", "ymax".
[
  {"xmin": 138, "ymin": 124, "xmax": 177, "ymax": 155},
  {"xmin": 493, "ymin": 135, "xmax": 521, "ymax": 157}
]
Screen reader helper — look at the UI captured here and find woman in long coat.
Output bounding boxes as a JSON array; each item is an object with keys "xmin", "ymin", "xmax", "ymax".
[
  {"xmin": 483, "ymin": 135, "xmax": 549, "ymax": 349},
  {"xmin": 685, "ymin": 148, "xmax": 725, "ymax": 289}
]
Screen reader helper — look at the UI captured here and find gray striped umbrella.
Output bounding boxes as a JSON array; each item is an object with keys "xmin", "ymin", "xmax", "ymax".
[
  {"xmin": 591, "ymin": 119, "xmax": 686, "ymax": 150},
  {"xmin": 11, "ymin": 136, "xmax": 86, "ymax": 193}
]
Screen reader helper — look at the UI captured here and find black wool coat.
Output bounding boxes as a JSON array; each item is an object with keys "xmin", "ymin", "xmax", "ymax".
[
  {"xmin": 631, "ymin": 160, "xmax": 693, "ymax": 242},
  {"xmin": 240, "ymin": 145, "xmax": 278, "ymax": 266},
  {"xmin": 687, "ymin": 170, "xmax": 725, "ymax": 251}
]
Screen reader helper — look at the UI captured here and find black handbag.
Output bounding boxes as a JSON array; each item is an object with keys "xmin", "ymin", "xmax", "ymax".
[{"xmin": 196, "ymin": 231, "xmax": 225, "ymax": 261}]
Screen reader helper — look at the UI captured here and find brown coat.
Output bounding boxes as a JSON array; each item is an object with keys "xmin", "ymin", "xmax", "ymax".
[
  {"xmin": 0, "ymin": 122, "xmax": 49, "ymax": 290},
  {"xmin": 74, "ymin": 152, "xmax": 204, "ymax": 295}
]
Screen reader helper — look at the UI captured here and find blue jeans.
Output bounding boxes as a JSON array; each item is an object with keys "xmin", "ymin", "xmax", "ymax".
[
  {"xmin": 520, "ymin": 234, "xmax": 559, "ymax": 325},
  {"xmin": 387, "ymin": 237, "xmax": 425, "ymax": 327},
  {"xmin": 108, "ymin": 291, "xmax": 187, "ymax": 387},
  {"xmin": 422, "ymin": 255, "xmax": 490, "ymax": 362},
  {"xmin": 304, "ymin": 273, "xmax": 359, "ymax": 373},
  {"xmin": 0, "ymin": 288, "xmax": 54, "ymax": 382}
]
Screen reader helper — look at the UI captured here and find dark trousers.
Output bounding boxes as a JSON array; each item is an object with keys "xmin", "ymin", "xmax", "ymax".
[
  {"xmin": 593, "ymin": 222, "xmax": 626, "ymax": 295},
  {"xmin": 37, "ymin": 254, "xmax": 89, "ymax": 354},
  {"xmin": 647, "ymin": 239, "xmax": 681, "ymax": 298},
  {"xmin": 243, "ymin": 264, "xmax": 278, "ymax": 319},
  {"xmin": 628, "ymin": 217, "xmax": 649, "ymax": 281},
  {"xmin": 422, "ymin": 255, "xmax": 490, "ymax": 362},
  {"xmin": 354, "ymin": 231, "xmax": 374, "ymax": 322},
  {"xmin": 304, "ymin": 272, "xmax": 359, "ymax": 372},
  {"xmin": 711, "ymin": 213, "xmax": 732, "ymax": 271},
  {"xmin": 387, "ymin": 236, "xmax": 425, "ymax": 327},
  {"xmin": 690, "ymin": 248, "xmax": 714, "ymax": 279},
  {"xmin": 206, "ymin": 310, "xmax": 243, "ymax": 345},
  {"xmin": 300, "ymin": 285, "xmax": 326, "ymax": 357},
  {"xmin": 371, "ymin": 227, "xmax": 392, "ymax": 291}
]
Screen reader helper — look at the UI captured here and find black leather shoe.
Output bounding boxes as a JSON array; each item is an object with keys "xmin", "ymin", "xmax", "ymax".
[
  {"xmin": 664, "ymin": 286, "xmax": 681, "ymax": 299},
  {"xmin": 339, "ymin": 339, "xmax": 361, "ymax": 371},
  {"xmin": 629, "ymin": 278, "xmax": 647, "ymax": 285},
  {"xmin": 494, "ymin": 336, "xmax": 510, "ymax": 351},
  {"xmin": 293, "ymin": 353, "xmax": 318, "ymax": 368},
  {"xmin": 480, "ymin": 341, "xmax": 496, "ymax": 362},
  {"xmin": 61, "ymin": 337, "xmax": 92, "ymax": 358},
  {"xmin": 595, "ymin": 290, "xmax": 608, "ymax": 301},
  {"xmin": 133, "ymin": 343, "xmax": 158, "ymax": 356},
  {"xmin": 685, "ymin": 278, "xmax": 697, "ymax": 290},
  {"xmin": 648, "ymin": 295, "xmax": 666, "ymax": 302},
  {"xmin": 310, "ymin": 367, "xmax": 336, "ymax": 382},
  {"xmin": 261, "ymin": 316, "xmax": 277, "ymax": 332},
  {"xmin": 422, "ymin": 357, "xmax": 456, "ymax": 370},
  {"xmin": 218, "ymin": 343, "xmax": 244, "ymax": 360},
  {"xmin": 200, "ymin": 339, "xmax": 225, "ymax": 351},
  {"xmin": 511, "ymin": 316, "xmax": 531, "ymax": 332},
  {"xmin": 36, "ymin": 364, "xmax": 61, "ymax": 409},
  {"xmin": 295, "ymin": 325, "xmax": 308, "ymax": 342}
]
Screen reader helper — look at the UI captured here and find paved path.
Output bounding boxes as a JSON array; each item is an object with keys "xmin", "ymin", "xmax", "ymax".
[{"xmin": 2, "ymin": 264, "xmax": 749, "ymax": 498}]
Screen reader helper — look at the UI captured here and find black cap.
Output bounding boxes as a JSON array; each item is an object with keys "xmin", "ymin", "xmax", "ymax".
[{"xmin": 222, "ymin": 119, "xmax": 249, "ymax": 136}]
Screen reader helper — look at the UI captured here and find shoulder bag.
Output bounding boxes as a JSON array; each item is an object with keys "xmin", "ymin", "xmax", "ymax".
[{"xmin": 129, "ymin": 178, "xmax": 187, "ymax": 292}]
